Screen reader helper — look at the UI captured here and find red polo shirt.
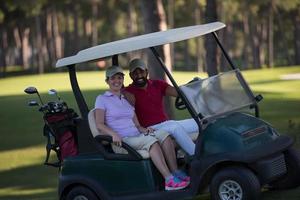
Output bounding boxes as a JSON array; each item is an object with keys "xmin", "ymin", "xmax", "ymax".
[{"xmin": 124, "ymin": 79, "xmax": 170, "ymax": 127}]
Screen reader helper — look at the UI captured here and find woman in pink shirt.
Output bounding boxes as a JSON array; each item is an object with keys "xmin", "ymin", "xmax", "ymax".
[{"xmin": 95, "ymin": 65, "xmax": 189, "ymax": 191}]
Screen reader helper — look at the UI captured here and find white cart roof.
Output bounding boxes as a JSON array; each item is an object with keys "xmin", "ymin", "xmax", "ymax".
[{"xmin": 56, "ymin": 21, "xmax": 225, "ymax": 68}]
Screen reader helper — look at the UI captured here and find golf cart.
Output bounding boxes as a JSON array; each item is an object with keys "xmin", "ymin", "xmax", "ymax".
[{"xmin": 28, "ymin": 22, "xmax": 300, "ymax": 200}]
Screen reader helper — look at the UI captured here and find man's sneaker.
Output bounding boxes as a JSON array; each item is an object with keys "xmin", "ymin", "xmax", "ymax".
[
  {"xmin": 165, "ymin": 176, "xmax": 189, "ymax": 191},
  {"xmin": 173, "ymin": 170, "xmax": 190, "ymax": 183}
]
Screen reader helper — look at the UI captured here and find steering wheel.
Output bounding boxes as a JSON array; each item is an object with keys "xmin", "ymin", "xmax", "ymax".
[
  {"xmin": 175, "ymin": 96, "xmax": 186, "ymax": 110},
  {"xmin": 175, "ymin": 77, "xmax": 202, "ymax": 110}
]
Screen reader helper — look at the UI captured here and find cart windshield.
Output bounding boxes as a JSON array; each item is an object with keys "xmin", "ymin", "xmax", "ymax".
[{"xmin": 180, "ymin": 69, "xmax": 256, "ymax": 122}]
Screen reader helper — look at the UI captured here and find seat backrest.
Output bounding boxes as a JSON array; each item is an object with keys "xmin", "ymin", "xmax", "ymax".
[
  {"xmin": 88, "ymin": 108, "xmax": 149, "ymax": 158},
  {"xmin": 88, "ymin": 108, "xmax": 102, "ymax": 137}
]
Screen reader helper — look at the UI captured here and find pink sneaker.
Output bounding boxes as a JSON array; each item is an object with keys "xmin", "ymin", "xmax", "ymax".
[
  {"xmin": 174, "ymin": 171, "xmax": 190, "ymax": 183},
  {"xmin": 165, "ymin": 176, "xmax": 189, "ymax": 191},
  {"xmin": 179, "ymin": 175, "xmax": 190, "ymax": 183}
]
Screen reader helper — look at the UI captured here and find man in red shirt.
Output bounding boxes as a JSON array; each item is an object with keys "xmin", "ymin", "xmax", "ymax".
[{"xmin": 124, "ymin": 58, "xmax": 198, "ymax": 156}]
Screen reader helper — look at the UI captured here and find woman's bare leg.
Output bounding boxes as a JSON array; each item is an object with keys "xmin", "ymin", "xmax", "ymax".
[
  {"xmin": 149, "ymin": 142, "xmax": 172, "ymax": 178},
  {"xmin": 161, "ymin": 136, "xmax": 178, "ymax": 173}
]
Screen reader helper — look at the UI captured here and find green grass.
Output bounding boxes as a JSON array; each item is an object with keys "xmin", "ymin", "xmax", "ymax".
[{"xmin": 0, "ymin": 66, "xmax": 300, "ymax": 199}]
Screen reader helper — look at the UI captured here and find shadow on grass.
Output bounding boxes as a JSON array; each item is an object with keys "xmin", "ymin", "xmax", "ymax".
[
  {"xmin": 262, "ymin": 187, "xmax": 300, "ymax": 200},
  {"xmin": 0, "ymin": 163, "xmax": 58, "ymax": 200}
]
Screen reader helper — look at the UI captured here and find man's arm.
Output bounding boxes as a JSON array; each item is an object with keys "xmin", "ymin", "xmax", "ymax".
[
  {"xmin": 122, "ymin": 90, "xmax": 136, "ymax": 106},
  {"xmin": 165, "ymin": 85, "xmax": 178, "ymax": 97}
]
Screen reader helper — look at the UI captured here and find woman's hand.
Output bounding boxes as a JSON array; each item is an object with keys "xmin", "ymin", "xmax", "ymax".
[
  {"xmin": 138, "ymin": 126, "xmax": 155, "ymax": 135},
  {"xmin": 112, "ymin": 134, "xmax": 122, "ymax": 147}
]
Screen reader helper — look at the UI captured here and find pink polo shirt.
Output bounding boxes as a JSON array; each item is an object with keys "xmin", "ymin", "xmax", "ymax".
[{"xmin": 95, "ymin": 91, "xmax": 140, "ymax": 138}]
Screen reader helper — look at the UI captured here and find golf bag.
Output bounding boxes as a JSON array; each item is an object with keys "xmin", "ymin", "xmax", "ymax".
[{"xmin": 43, "ymin": 109, "xmax": 78, "ymax": 167}]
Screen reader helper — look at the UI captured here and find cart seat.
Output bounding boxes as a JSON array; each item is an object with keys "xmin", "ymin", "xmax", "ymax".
[{"xmin": 88, "ymin": 108, "xmax": 150, "ymax": 159}]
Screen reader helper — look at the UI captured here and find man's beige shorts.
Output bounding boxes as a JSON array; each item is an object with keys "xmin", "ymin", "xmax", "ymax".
[{"xmin": 122, "ymin": 130, "xmax": 169, "ymax": 151}]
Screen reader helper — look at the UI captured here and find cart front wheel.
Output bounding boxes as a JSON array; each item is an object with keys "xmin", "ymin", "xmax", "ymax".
[
  {"xmin": 66, "ymin": 186, "xmax": 99, "ymax": 200},
  {"xmin": 210, "ymin": 167, "xmax": 261, "ymax": 200}
]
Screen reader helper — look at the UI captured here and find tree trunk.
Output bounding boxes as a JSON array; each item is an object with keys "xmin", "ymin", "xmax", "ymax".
[
  {"xmin": 64, "ymin": 9, "xmax": 72, "ymax": 56},
  {"xmin": 127, "ymin": 0, "xmax": 137, "ymax": 37},
  {"xmin": 83, "ymin": 18, "xmax": 92, "ymax": 46},
  {"xmin": 108, "ymin": 0, "xmax": 116, "ymax": 41},
  {"xmin": 21, "ymin": 27, "xmax": 31, "ymax": 70},
  {"xmin": 35, "ymin": 16, "xmax": 44, "ymax": 73},
  {"xmin": 0, "ymin": 27, "xmax": 8, "ymax": 77},
  {"xmin": 167, "ymin": 0, "xmax": 174, "ymax": 67},
  {"xmin": 260, "ymin": 22, "xmax": 267, "ymax": 67},
  {"xmin": 276, "ymin": 9, "xmax": 293, "ymax": 65},
  {"xmin": 13, "ymin": 27, "xmax": 22, "ymax": 66},
  {"xmin": 267, "ymin": 0, "xmax": 274, "ymax": 67},
  {"xmin": 184, "ymin": 41, "xmax": 192, "ymax": 70},
  {"xmin": 242, "ymin": 12, "xmax": 251, "ymax": 69},
  {"xmin": 195, "ymin": 0, "xmax": 205, "ymax": 72},
  {"xmin": 140, "ymin": 0, "xmax": 171, "ymax": 80},
  {"xmin": 46, "ymin": 8, "xmax": 55, "ymax": 67},
  {"xmin": 53, "ymin": 9, "xmax": 62, "ymax": 61},
  {"xmin": 205, "ymin": 0, "xmax": 218, "ymax": 76},
  {"xmin": 249, "ymin": 21, "xmax": 261, "ymax": 68},
  {"xmin": 294, "ymin": 8, "xmax": 300, "ymax": 65},
  {"xmin": 73, "ymin": 4, "xmax": 80, "ymax": 53},
  {"xmin": 140, "ymin": 0, "xmax": 173, "ymax": 117},
  {"xmin": 92, "ymin": 0, "xmax": 99, "ymax": 46},
  {"xmin": 127, "ymin": 0, "xmax": 140, "ymax": 59}
]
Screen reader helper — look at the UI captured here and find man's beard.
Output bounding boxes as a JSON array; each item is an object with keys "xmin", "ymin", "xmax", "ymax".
[{"xmin": 133, "ymin": 77, "xmax": 147, "ymax": 87}]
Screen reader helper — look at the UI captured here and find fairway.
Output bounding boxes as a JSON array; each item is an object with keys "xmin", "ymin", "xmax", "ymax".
[{"xmin": 0, "ymin": 66, "xmax": 300, "ymax": 200}]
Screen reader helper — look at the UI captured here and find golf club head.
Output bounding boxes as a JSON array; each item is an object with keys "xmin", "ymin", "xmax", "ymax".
[
  {"xmin": 24, "ymin": 86, "xmax": 38, "ymax": 94},
  {"xmin": 48, "ymin": 89, "xmax": 57, "ymax": 95},
  {"xmin": 48, "ymin": 89, "xmax": 61, "ymax": 101},
  {"xmin": 28, "ymin": 100, "xmax": 39, "ymax": 106}
]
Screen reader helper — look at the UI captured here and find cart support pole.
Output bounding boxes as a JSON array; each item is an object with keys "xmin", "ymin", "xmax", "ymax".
[
  {"xmin": 212, "ymin": 32, "xmax": 237, "ymax": 70},
  {"xmin": 112, "ymin": 55, "xmax": 118, "ymax": 66},
  {"xmin": 69, "ymin": 65, "xmax": 89, "ymax": 119}
]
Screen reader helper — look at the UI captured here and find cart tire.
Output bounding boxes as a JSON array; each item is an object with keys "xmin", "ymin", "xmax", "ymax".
[
  {"xmin": 210, "ymin": 167, "xmax": 261, "ymax": 200},
  {"xmin": 270, "ymin": 148, "xmax": 300, "ymax": 190},
  {"xmin": 66, "ymin": 186, "xmax": 99, "ymax": 200}
]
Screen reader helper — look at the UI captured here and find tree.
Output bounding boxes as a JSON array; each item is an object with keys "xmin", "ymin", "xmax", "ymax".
[
  {"xmin": 0, "ymin": 25, "xmax": 8, "ymax": 77},
  {"xmin": 0, "ymin": 0, "xmax": 299, "ymax": 77},
  {"xmin": 294, "ymin": 7, "xmax": 300, "ymax": 65},
  {"xmin": 140, "ymin": 0, "xmax": 171, "ymax": 80},
  {"xmin": 91, "ymin": 0, "xmax": 100, "ymax": 46},
  {"xmin": 140, "ymin": 0, "xmax": 173, "ymax": 117},
  {"xmin": 267, "ymin": 0, "xmax": 275, "ymax": 67},
  {"xmin": 205, "ymin": 0, "xmax": 218, "ymax": 76},
  {"xmin": 194, "ymin": 0, "xmax": 205, "ymax": 72}
]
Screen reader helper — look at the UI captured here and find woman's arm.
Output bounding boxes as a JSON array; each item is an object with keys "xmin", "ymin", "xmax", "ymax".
[
  {"xmin": 132, "ymin": 113, "xmax": 155, "ymax": 134},
  {"xmin": 95, "ymin": 108, "xmax": 122, "ymax": 146}
]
